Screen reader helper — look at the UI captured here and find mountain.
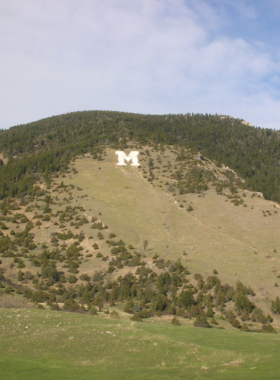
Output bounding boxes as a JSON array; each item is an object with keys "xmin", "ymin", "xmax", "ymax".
[
  {"xmin": 1, "ymin": 111, "xmax": 280, "ymax": 202},
  {"xmin": 0, "ymin": 111, "xmax": 280, "ymax": 332}
]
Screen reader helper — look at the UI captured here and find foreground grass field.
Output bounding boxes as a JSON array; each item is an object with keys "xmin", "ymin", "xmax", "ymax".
[{"xmin": 1, "ymin": 308, "xmax": 280, "ymax": 380}]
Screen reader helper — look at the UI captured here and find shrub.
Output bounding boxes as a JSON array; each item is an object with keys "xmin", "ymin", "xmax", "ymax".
[
  {"xmin": 235, "ymin": 292, "xmax": 254, "ymax": 314},
  {"xmin": 262, "ymin": 324, "xmax": 276, "ymax": 334},
  {"xmin": 17, "ymin": 259, "xmax": 26, "ymax": 268},
  {"xmin": 80, "ymin": 273, "xmax": 90, "ymax": 281},
  {"xmin": 68, "ymin": 275, "xmax": 77, "ymax": 284},
  {"xmin": 50, "ymin": 302, "xmax": 60, "ymax": 310},
  {"xmin": 130, "ymin": 314, "xmax": 143, "ymax": 322},
  {"xmin": 138, "ymin": 309, "xmax": 152, "ymax": 319},
  {"xmin": 107, "ymin": 265, "xmax": 115, "ymax": 273},
  {"xmin": 171, "ymin": 317, "xmax": 181, "ymax": 326},
  {"xmin": 206, "ymin": 305, "xmax": 214, "ymax": 317},
  {"xmin": 89, "ymin": 306, "xmax": 98, "ymax": 315},
  {"xmin": 250, "ymin": 307, "xmax": 268, "ymax": 323},
  {"xmin": 4, "ymin": 286, "xmax": 14, "ymax": 294},
  {"xmin": 271, "ymin": 297, "xmax": 280, "ymax": 315},
  {"xmin": 226, "ymin": 310, "xmax": 236, "ymax": 324},
  {"xmin": 240, "ymin": 311, "xmax": 250, "ymax": 321},
  {"xmin": 64, "ymin": 298, "xmax": 79, "ymax": 311},
  {"xmin": 193, "ymin": 313, "xmax": 211, "ymax": 328},
  {"xmin": 210, "ymin": 317, "xmax": 218, "ymax": 325},
  {"xmin": 232, "ymin": 318, "xmax": 241, "ymax": 329},
  {"xmin": 110, "ymin": 310, "xmax": 120, "ymax": 319},
  {"xmin": 17, "ymin": 270, "xmax": 24, "ymax": 281},
  {"xmin": 241, "ymin": 323, "xmax": 249, "ymax": 332}
]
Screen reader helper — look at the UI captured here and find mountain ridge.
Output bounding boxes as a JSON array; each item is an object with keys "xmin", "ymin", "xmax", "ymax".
[{"xmin": 1, "ymin": 110, "xmax": 280, "ymax": 202}]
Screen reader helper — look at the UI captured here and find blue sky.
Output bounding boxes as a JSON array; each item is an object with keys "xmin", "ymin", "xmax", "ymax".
[{"xmin": 1, "ymin": 0, "xmax": 280, "ymax": 129}]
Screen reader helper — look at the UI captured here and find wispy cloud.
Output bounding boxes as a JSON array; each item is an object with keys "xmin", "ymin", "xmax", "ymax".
[{"xmin": 0, "ymin": 0, "xmax": 280, "ymax": 129}]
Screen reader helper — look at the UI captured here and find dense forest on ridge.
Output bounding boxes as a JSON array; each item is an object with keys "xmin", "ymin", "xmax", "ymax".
[{"xmin": 0, "ymin": 111, "xmax": 280, "ymax": 202}]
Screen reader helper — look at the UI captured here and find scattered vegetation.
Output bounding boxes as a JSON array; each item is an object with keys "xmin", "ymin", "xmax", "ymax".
[{"xmin": 1, "ymin": 111, "xmax": 280, "ymax": 202}]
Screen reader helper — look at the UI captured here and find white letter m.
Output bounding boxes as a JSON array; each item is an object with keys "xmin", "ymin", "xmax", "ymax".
[{"xmin": 115, "ymin": 151, "xmax": 140, "ymax": 166}]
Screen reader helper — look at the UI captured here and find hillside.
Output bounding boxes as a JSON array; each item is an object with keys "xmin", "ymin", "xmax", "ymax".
[
  {"xmin": 0, "ymin": 111, "xmax": 280, "ymax": 202},
  {"xmin": 0, "ymin": 142, "xmax": 280, "ymax": 334}
]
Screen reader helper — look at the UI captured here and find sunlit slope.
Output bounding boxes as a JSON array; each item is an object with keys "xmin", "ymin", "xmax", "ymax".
[{"xmin": 61, "ymin": 149, "xmax": 280, "ymax": 305}]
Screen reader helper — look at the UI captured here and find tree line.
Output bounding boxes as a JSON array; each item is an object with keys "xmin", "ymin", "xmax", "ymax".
[{"xmin": 0, "ymin": 111, "xmax": 280, "ymax": 202}]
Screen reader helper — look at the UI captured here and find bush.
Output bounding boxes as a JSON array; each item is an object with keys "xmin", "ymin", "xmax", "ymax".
[
  {"xmin": 79, "ymin": 273, "xmax": 90, "ymax": 281},
  {"xmin": 64, "ymin": 298, "xmax": 79, "ymax": 311},
  {"xmin": 130, "ymin": 314, "xmax": 143, "ymax": 322},
  {"xmin": 240, "ymin": 311, "xmax": 250, "ymax": 321},
  {"xmin": 171, "ymin": 317, "xmax": 181, "ymax": 326},
  {"xmin": 206, "ymin": 305, "xmax": 214, "ymax": 317},
  {"xmin": 138, "ymin": 309, "xmax": 152, "ymax": 319},
  {"xmin": 226, "ymin": 310, "xmax": 236, "ymax": 324},
  {"xmin": 89, "ymin": 306, "xmax": 98, "ymax": 315},
  {"xmin": 17, "ymin": 259, "xmax": 26, "ymax": 268},
  {"xmin": 235, "ymin": 292, "xmax": 254, "ymax": 314},
  {"xmin": 68, "ymin": 275, "xmax": 77, "ymax": 284},
  {"xmin": 231, "ymin": 318, "xmax": 241, "ymax": 329},
  {"xmin": 262, "ymin": 323, "xmax": 276, "ymax": 334},
  {"xmin": 241, "ymin": 323, "xmax": 249, "ymax": 332},
  {"xmin": 193, "ymin": 313, "xmax": 211, "ymax": 328},
  {"xmin": 17, "ymin": 270, "xmax": 24, "ymax": 281},
  {"xmin": 4, "ymin": 286, "xmax": 14, "ymax": 294},
  {"xmin": 107, "ymin": 265, "xmax": 115, "ymax": 273},
  {"xmin": 110, "ymin": 310, "xmax": 120, "ymax": 319},
  {"xmin": 271, "ymin": 297, "xmax": 280, "ymax": 315},
  {"xmin": 50, "ymin": 302, "xmax": 60, "ymax": 310}
]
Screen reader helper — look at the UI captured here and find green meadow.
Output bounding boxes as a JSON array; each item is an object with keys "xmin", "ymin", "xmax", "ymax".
[{"xmin": 1, "ymin": 308, "xmax": 280, "ymax": 380}]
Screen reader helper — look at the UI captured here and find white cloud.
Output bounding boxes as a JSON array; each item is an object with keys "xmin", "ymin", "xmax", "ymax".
[{"xmin": 0, "ymin": 0, "xmax": 280, "ymax": 129}]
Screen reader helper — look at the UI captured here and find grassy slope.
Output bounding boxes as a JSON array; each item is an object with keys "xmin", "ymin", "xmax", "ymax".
[
  {"xmin": 58, "ymin": 148, "xmax": 280, "ymax": 315},
  {"xmin": 1, "ymin": 146, "xmax": 279, "ymax": 315},
  {"xmin": 1, "ymin": 147, "xmax": 280, "ymax": 379},
  {"xmin": 1, "ymin": 308, "xmax": 280, "ymax": 380}
]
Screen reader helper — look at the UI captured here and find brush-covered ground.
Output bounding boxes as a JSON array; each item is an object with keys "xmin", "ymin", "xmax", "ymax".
[
  {"xmin": 1, "ymin": 307, "xmax": 280, "ymax": 380},
  {"xmin": 1, "ymin": 145, "xmax": 280, "ymax": 315},
  {"xmin": 64, "ymin": 146, "xmax": 280, "ymax": 297},
  {"xmin": 0, "ymin": 144, "xmax": 280, "ymax": 379}
]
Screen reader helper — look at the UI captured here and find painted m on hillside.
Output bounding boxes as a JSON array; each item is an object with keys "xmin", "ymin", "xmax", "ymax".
[{"xmin": 115, "ymin": 151, "xmax": 140, "ymax": 166}]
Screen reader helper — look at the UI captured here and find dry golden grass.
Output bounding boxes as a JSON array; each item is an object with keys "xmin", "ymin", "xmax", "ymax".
[{"xmin": 0, "ymin": 293, "xmax": 34, "ymax": 308}]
